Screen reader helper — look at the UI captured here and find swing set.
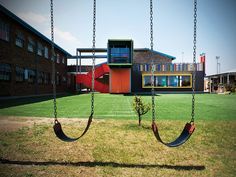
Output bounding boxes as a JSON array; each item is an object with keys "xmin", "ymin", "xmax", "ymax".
[{"xmin": 52, "ymin": 0, "xmax": 197, "ymax": 147}]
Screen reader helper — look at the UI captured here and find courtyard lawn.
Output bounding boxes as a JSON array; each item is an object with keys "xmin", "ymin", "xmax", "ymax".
[
  {"xmin": 0, "ymin": 117, "xmax": 235, "ymax": 177},
  {"xmin": 0, "ymin": 93, "xmax": 236, "ymax": 121},
  {"xmin": 0, "ymin": 93, "xmax": 236, "ymax": 176}
]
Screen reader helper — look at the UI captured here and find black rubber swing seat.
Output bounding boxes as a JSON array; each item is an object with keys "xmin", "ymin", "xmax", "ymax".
[
  {"xmin": 53, "ymin": 113, "xmax": 93, "ymax": 142},
  {"xmin": 152, "ymin": 121, "xmax": 195, "ymax": 147}
]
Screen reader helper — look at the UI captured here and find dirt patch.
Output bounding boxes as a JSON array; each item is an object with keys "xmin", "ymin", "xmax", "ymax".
[
  {"xmin": 0, "ymin": 116, "xmax": 47, "ymax": 132},
  {"xmin": 0, "ymin": 116, "xmax": 101, "ymax": 132}
]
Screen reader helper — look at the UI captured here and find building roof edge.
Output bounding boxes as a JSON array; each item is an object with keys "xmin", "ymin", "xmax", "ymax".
[{"xmin": 0, "ymin": 4, "xmax": 72, "ymax": 57}]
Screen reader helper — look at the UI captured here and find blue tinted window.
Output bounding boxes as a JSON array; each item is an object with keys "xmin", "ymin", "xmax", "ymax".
[
  {"xmin": 110, "ymin": 48, "xmax": 130, "ymax": 63},
  {"xmin": 168, "ymin": 76, "xmax": 178, "ymax": 87},
  {"xmin": 142, "ymin": 74, "xmax": 191, "ymax": 88},
  {"xmin": 144, "ymin": 76, "xmax": 151, "ymax": 87},
  {"xmin": 156, "ymin": 76, "xmax": 167, "ymax": 87}
]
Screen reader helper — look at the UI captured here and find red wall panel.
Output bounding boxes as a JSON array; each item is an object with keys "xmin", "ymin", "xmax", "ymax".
[{"xmin": 110, "ymin": 68, "xmax": 131, "ymax": 93}]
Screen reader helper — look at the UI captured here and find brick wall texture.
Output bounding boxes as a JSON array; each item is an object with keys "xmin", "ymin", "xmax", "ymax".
[{"xmin": 0, "ymin": 10, "xmax": 68, "ymax": 96}]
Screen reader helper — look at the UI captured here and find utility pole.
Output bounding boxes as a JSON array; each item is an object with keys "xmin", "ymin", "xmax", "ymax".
[{"xmin": 216, "ymin": 56, "xmax": 220, "ymax": 74}]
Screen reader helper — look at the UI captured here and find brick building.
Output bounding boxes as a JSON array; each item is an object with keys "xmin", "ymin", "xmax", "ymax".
[
  {"xmin": 73, "ymin": 43, "xmax": 205, "ymax": 93},
  {"xmin": 0, "ymin": 4, "xmax": 71, "ymax": 96},
  {"xmin": 132, "ymin": 48, "xmax": 205, "ymax": 92}
]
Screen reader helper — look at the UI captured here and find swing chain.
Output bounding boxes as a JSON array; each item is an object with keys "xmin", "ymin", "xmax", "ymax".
[
  {"xmin": 150, "ymin": 0, "xmax": 155, "ymax": 122},
  {"xmin": 91, "ymin": 0, "xmax": 96, "ymax": 116},
  {"xmin": 150, "ymin": 0, "xmax": 153, "ymax": 51},
  {"xmin": 191, "ymin": 0, "xmax": 197, "ymax": 123},
  {"xmin": 50, "ymin": 0, "xmax": 57, "ymax": 122}
]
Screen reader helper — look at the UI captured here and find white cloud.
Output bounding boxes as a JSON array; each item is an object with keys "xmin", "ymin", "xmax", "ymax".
[
  {"xmin": 44, "ymin": 27, "xmax": 80, "ymax": 54},
  {"xmin": 17, "ymin": 11, "xmax": 48, "ymax": 24},
  {"xmin": 17, "ymin": 12, "xmax": 79, "ymax": 45},
  {"xmin": 54, "ymin": 27, "xmax": 79, "ymax": 44},
  {"xmin": 17, "ymin": 11, "xmax": 80, "ymax": 55}
]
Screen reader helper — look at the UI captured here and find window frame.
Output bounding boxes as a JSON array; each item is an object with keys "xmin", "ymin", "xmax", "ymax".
[
  {"xmin": 15, "ymin": 66, "xmax": 25, "ymax": 82},
  {"xmin": 56, "ymin": 73, "xmax": 60, "ymax": 85},
  {"xmin": 109, "ymin": 47, "xmax": 131, "ymax": 64},
  {"xmin": 37, "ymin": 71, "xmax": 44, "ymax": 84},
  {"xmin": 37, "ymin": 42, "xmax": 44, "ymax": 56},
  {"xmin": 27, "ymin": 37, "xmax": 35, "ymax": 53},
  {"xmin": 56, "ymin": 54, "xmax": 60, "ymax": 63},
  {"xmin": 142, "ymin": 73, "xmax": 192, "ymax": 88},
  {"xmin": 44, "ymin": 46, "xmax": 49, "ymax": 59},
  {"xmin": 0, "ymin": 63, "xmax": 11, "ymax": 81},
  {"xmin": 62, "ymin": 56, "xmax": 65, "ymax": 64},
  {"xmin": 15, "ymin": 31, "xmax": 25, "ymax": 48},
  {"xmin": 25, "ymin": 69, "xmax": 36, "ymax": 84},
  {"xmin": 0, "ymin": 19, "xmax": 10, "ymax": 42}
]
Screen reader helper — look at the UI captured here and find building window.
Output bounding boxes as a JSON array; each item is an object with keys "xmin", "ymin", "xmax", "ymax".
[
  {"xmin": 37, "ymin": 42, "xmax": 43, "ymax": 56},
  {"xmin": 143, "ymin": 76, "xmax": 151, "ymax": 87},
  {"xmin": 110, "ymin": 48, "xmax": 130, "ymax": 63},
  {"xmin": 156, "ymin": 76, "xmax": 167, "ymax": 87},
  {"xmin": 44, "ymin": 72, "xmax": 50, "ymax": 84},
  {"xmin": 57, "ymin": 54, "xmax": 60, "ymax": 63},
  {"xmin": 38, "ymin": 71, "xmax": 44, "ymax": 84},
  {"xmin": 168, "ymin": 76, "xmax": 179, "ymax": 87},
  {"xmin": 0, "ymin": 63, "xmax": 11, "ymax": 81},
  {"xmin": 15, "ymin": 31, "xmax": 25, "ymax": 48},
  {"xmin": 142, "ymin": 74, "xmax": 192, "ymax": 88},
  {"xmin": 27, "ymin": 37, "xmax": 35, "ymax": 52},
  {"xmin": 15, "ymin": 66, "xmax": 24, "ymax": 82},
  {"xmin": 51, "ymin": 54, "xmax": 54, "ymax": 61},
  {"xmin": 56, "ymin": 73, "xmax": 60, "ymax": 85},
  {"xmin": 62, "ymin": 56, "xmax": 65, "ymax": 64},
  {"xmin": 181, "ymin": 76, "xmax": 191, "ymax": 87},
  {"xmin": 0, "ymin": 19, "xmax": 9, "ymax": 41},
  {"xmin": 44, "ymin": 47, "xmax": 48, "ymax": 59},
  {"xmin": 25, "ymin": 69, "xmax": 36, "ymax": 83}
]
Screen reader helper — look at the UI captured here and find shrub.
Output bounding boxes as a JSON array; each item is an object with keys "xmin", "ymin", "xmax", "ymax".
[{"xmin": 133, "ymin": 95, "xmax": 150, "ymax": 126}]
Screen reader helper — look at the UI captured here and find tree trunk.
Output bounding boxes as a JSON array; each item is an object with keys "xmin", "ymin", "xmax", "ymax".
[{"xmin": 138, "ymin": 115, "xmax": 141, "ymax": 126}]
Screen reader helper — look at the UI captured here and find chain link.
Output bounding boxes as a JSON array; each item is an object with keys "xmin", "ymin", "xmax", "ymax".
[
  {"xmin": 150, "ymin": 0, "xmax": 153, "ymax": 51},
  {"xmin": 91, "ymin": 0, "xmax": 96, "ymax": 116},
  {"xmin": 150, "ymin": 0, "xmax": 155, "ymax": 122},
  {"xmin": 191, "ymin": 0, "xmax": 197, "ymax": 123},
  {"xmin": 50, "ymin": 0, "xmax": 57, "ymax": 122}
]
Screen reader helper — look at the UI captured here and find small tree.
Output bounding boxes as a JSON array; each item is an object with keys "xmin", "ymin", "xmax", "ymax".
[{"xmin": 133, "ymin": 95, "xmax": 151, "ymax": 126}]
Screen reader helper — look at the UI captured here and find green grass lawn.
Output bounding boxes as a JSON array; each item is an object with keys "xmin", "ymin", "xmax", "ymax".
[
  {"xmin": 0, "ymin": 118, "xmax": 235, "ymax": 177},
  {"xmin": 0, "ymin": 93, "xmax": 236, "ymax": 121},
  {"xmin": 0, "ymin": 93, "xmax": 236, "ymax": 176}
]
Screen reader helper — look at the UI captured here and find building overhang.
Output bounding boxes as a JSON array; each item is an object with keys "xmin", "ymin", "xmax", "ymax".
[
  {"xmin": 207, "ymin": 69, "xmax": 236, "ymax": 78},
  {"xmin": 73, "ymin": 48, "xmax": 176, "ymax": 60}
]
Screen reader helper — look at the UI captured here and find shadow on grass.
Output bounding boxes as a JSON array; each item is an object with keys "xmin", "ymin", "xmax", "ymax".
[
  {"xmin": 123, "ymin": 93, "xmax": 161, "ymax": 96},
  {"xmin": 0, "ymin": 93, "xmax": 74, "ymax": 109},
  {"xmin": 123, "ymin": 123, "xmax": 152, "ymax": 131},
  {"xmin": 0, "ymin": 158, "xmax": 205, "ymax": 171}
]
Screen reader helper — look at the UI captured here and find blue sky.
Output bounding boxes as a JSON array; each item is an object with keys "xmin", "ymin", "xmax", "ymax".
[{"xmin": 0, "ymin": 0, "xmax": 235, "ymax": 75}]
